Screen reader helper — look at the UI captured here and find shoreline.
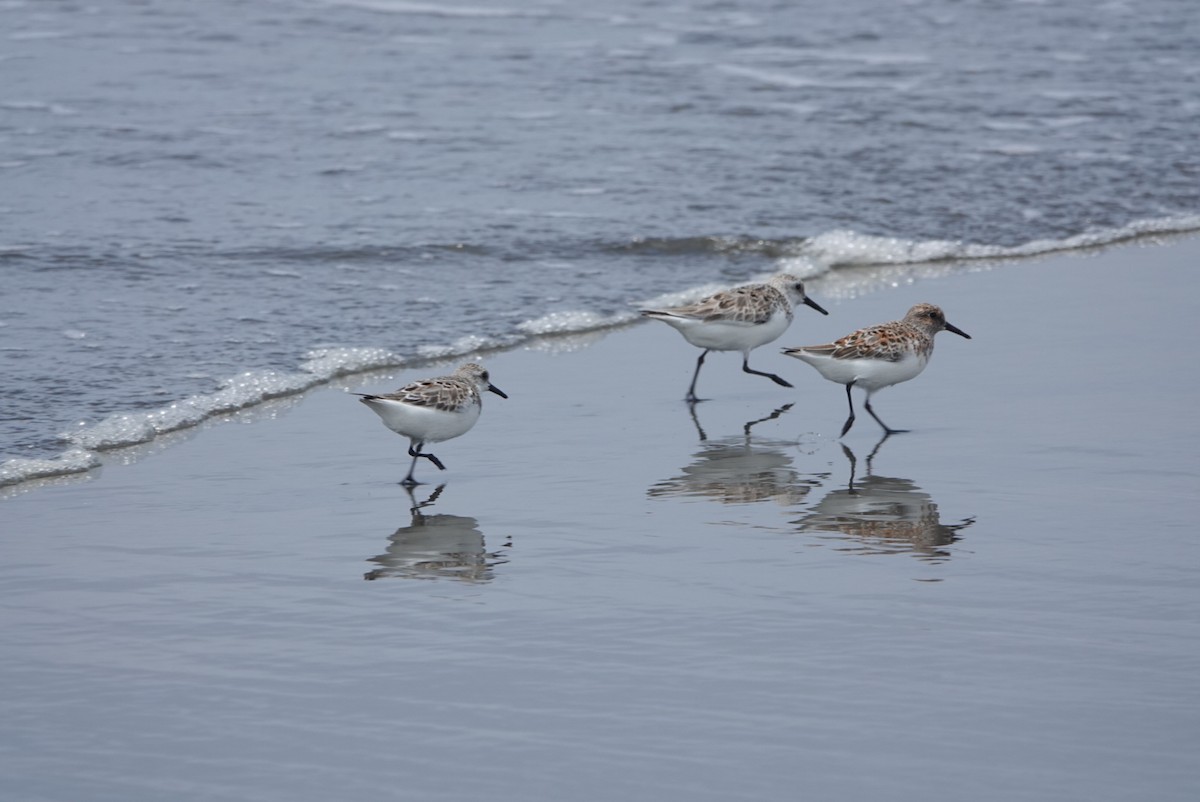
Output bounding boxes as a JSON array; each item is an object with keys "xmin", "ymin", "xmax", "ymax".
[{"xmin": 5, "ymin": 227, "xmax": 1199, "ymax": 496}]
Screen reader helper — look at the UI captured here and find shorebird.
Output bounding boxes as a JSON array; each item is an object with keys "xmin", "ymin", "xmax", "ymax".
[
  {"xmin": 783, "ymin": 303, "xmax": 970, "ymax": 436},
  {"xmin": 642, "ymin": 273, "xmax": 828, "ymax": 402},
  {"xmin": 356, "ymin": 362, "xmax": 507, "ymax": 485}
]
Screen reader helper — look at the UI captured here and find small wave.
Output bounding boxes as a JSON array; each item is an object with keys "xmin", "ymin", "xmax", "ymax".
[
  {"xmin": 0, "ymin": 448, "xmax": 99, "ymax": 488},
  {"xmin": 612, "ymin": 213, "xmax": 1200, "ymax": 271},
  {"xmin": 795, "ymin": 213, "xmax": 1200, "ymax": 268},
  {"xmin": 608, "ymin": 214, "xmax": 1200, "ymax": 309},
  {"xmin": 66, "ymin": 347, "xmax": 405, "ymax": 452},
  {"xmin": 517, "ymin": 309, "xmax": 638, "ymax": 336},
  {"xmin": 0, "ymin": 347, "xmax": 404, "ymax": 486},
  {"xmin": 0, "ymin": 335, "xmax": 539, "ymax": 486},
  {"xmin": 417, "ymin": 334, "xmax": 510, "ymax": 359},
  {"xmin": 612, "ymin": 235, "xmax": 808, "ymax": 258}
]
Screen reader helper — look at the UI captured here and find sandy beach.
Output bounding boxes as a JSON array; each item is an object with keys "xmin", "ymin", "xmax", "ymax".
[{"xmin": 4, "ymin": 235, "xmax": 1200, "ymax": 800}]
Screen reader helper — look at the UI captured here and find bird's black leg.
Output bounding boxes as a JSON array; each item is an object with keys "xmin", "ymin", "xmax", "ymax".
[
  {"xmin": 742, "ymin": 354, "xmax": 793, "ymax": 388},
  {"xmin": 685, "ymin": 350, "xmax": 710, "ymax": 403},
  {"xmin": 840, "ymin": 383, "xmax": 857, "ymax": 437},
  {"xmin": 401, "ymin": 451, "xmax": 421, "ymax": 486},
  {"xmin": 864, "ymin": 395, "xmax": 908, "ymax": 435},
  {"xmin": 402, "ymin": 441, "xmax": 446, "ymax": 485}
]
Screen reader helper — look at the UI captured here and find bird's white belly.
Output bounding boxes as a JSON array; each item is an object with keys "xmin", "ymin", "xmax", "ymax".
[
  {"xmin": 669, "ymin": 310, "xmax": 790, "ymax": 352},
  {"xmin": 799, "ymin": 352, "xmax": 928, "ymax": 391},
  {"xmin": 365, "ymin": 399, "xmax": 481, "ymax": 443}
]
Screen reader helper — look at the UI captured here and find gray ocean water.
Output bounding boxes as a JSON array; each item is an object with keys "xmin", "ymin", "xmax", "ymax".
[{"xmin": 3, "ymin": 0, "xmax": 1199, "ymax": 478}]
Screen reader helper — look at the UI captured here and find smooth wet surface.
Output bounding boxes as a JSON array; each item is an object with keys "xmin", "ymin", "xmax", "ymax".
[
  {"xmin": 4, "ymin": 241, "xmax": 1199, "ymax": 800},
  {"xmin": 4, "ymin": 0, "xmax": 1200, "ymax": 464}
]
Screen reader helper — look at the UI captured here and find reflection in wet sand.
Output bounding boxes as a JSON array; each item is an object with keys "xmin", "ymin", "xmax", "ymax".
[
  {"xmin": 648, "ymin": 404, "xmax": 821, "ymax": 506},
  {"xmin": 364, "ymin": 485, "xmax": 510, "ymax": 582},
  {"xmin": 792, "ymin": 437, "xmax": 974, "ymax": 562}
]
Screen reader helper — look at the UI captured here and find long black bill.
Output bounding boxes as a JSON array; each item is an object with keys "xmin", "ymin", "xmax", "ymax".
[
  {"xmin": 945, "ymin": 321, "xmax": 971, "ymax": 339},
  {"xmin": 803, "ymin": 296, "xmax": 830, "ymax": 316},
  {"xmin": 488, "ymin": 384, "xmax": 509, "ymax": 399}
]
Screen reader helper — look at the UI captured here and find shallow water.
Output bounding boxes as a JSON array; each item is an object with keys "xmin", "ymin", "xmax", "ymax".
[
  {"xmin": 3, "ymin": 0, "xmax": 1200, "ymax": 478},
  {"xmin": 3, "ymin": 239, "xmax": 1199, "ymax": 801}
]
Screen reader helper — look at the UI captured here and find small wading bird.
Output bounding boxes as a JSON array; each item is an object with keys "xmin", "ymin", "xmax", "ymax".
[
  {"xmin": 641, "ymin": 273, "xmax": 828, "ymax": 402},
  {"xmin": 356, "ymin": 362, "xmax": 507, "ymax": 485},
  {"xmin": 783, "ymin": 303, "xmax": 970, "ymax": 436}
]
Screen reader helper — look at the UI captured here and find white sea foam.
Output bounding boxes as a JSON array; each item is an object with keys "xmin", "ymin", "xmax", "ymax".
[
  {"xmin": 0, "ymin": 448, "xmax": 99, "ymax": 488},
  {"xmin": 637, "ymin": 282, "xmax": 730, "ymax": 312},
  {"xmin": 517, "ymin": 309, "xmax": 637, "ymax": 336},
  {"xmin": 789, "ymin": 213, "xmax": 1200, "ymax": 270},
  {"xmin": 416, "ymin": 334, "xmax": 514, "ymax": 359},
  {"xmin": 65, "ymin": 347, "xmax": 408, "ymax": 452},
  {"xmin": 0, "ymin": 346, "xmax": 409, "ymax": 485},
  {"xmin": 300, "ymin": 346, "xmax": 402, "ymax": 378}
]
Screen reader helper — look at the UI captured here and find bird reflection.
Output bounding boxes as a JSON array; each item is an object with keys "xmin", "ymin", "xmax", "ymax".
[
  {"xmin": 791, "ymin": 435, "xmax": 974, "ymax": 561},
  {"xmin": 364, "ymin": 485, "xmax": 510, "ymax": 582},
  {"xmin": 648, "ymin": 403, "xmax": 819, "ymax": 505}
]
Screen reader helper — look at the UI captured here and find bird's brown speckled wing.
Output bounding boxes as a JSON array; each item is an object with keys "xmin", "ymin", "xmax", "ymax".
[
  {"xmin": 826, "ymin": 323, "xmax": 911, "ymax": 362},
  {"xmin": 379, "ymin": 378, "xmax": 477, "ymax": 412},
  {"xmin": 669, "ymin": 284, "xmax": 781, "ymax": 325}
]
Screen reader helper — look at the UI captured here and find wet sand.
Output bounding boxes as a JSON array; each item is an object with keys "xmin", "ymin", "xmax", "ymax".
[{"xmin": 3, "ymin": 236, "xmax": 1200, "ymax": 801}]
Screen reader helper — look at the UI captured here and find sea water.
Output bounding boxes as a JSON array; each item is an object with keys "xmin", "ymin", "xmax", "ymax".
[{"xmin": 2, "ymin": 0, "xmax": 1198, "ymax": 483}]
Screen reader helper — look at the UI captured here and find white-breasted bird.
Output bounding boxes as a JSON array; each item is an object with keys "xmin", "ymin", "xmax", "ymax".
[
  {"xmin": 783, "ymin": 303, "xmax": 970, "ymax": 436},
  {"xmin": 642, "ymin": 273, "xmax": 828, "ymax": 402},
  {"xmin": 357, "ymin": 362, "xmax": 507, "ymax": 485}
]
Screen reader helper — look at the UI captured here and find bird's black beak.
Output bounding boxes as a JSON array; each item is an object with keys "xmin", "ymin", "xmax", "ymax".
[
  {"xmin": 945, "ymin": 322, "xmax": 971, "ymax": 339},
  {"xmin": 488, "ymin": 384, "xmax": 509, "ymax": 399},
  {"xmin": 803, "ymin": 296, "xmax": 830, "ymax": 316}
]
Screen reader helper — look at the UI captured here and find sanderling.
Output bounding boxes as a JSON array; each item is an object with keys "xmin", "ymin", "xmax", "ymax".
[
  {"xmin": 356, "ymin": 362, "xmax": 507, "ymax": 485},
  {"xmin": 782, "ymin": 303, "xmax": 970, "ymax": 436},
  {"xmin": 641, "ymin": 273, "xmax": 828, "ymax": 402}
]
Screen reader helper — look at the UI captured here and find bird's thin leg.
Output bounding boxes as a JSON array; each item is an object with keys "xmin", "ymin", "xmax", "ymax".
[
  {"xmin": 840, "ymin": 383, "xmax": 857, "ymax": 437},
  {"xmin": 402, "ymin": 440, "xmax": 446, "ymax": 485},
  {"xmin": 742, "ymin": 354, "xmax": 793, "ymax": 388},
  {"xmin": 401, "ymin": 449, "xmax": 421, "ymax": 486},
  {"xmin": 685, "ymin": 350, "xmax": 710, "ymax": 403},
  {"xmin": 864, "ymin": 395, "xmax": 908, "ymax": 435}
]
